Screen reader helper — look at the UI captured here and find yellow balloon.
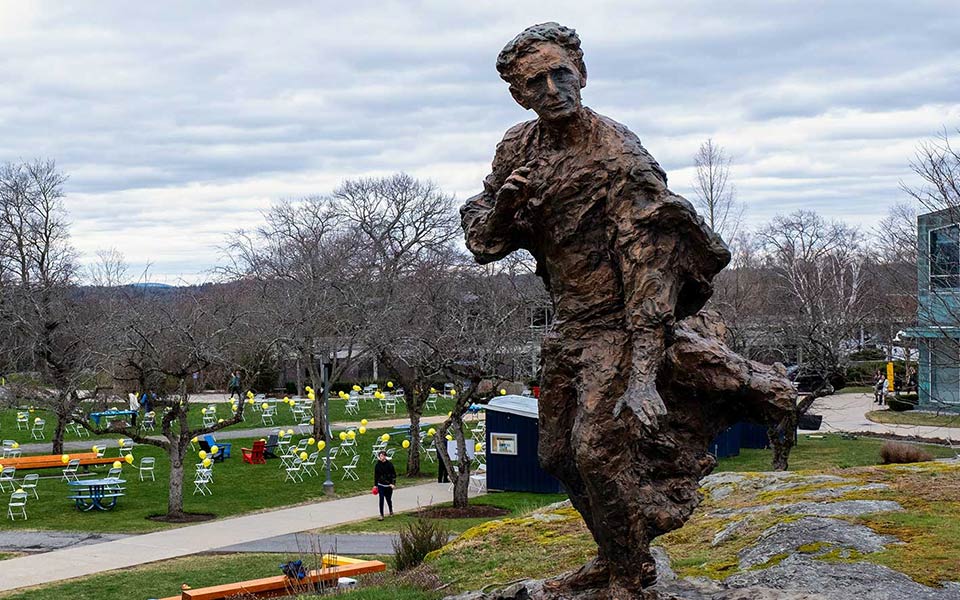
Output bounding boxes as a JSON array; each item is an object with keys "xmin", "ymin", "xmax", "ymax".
[
  {"xmin": 11, "ymin": 442, "xmax": 18, "ymax": 449},
  {"xmin": 380, "ymin": 433, "xmax": 390, "ymax": 442},
  {"xmin": 286, "ymin": 429, "xmax": 294, "ymax": 435},
  {"xmin": 310, "ymin": 417, "xmax": 315, "ymax": 425},
  {"xmin": 191, "ymin": 437, "xmax": 198, "ymax": 444},
  {"xmin": 246, "ymin": 391, "xmax": 254, "ymax": 398},
  {"xmin": 34, "ymin": 417, "xmax": 41, "ymax": 423},
  {"xmin": 308, "ymin": 392, "xmax": 316, "ymax": 400},
  {"xmin": 352, "ymin": 385, "xmax": 361, "ymax": 392},
  {"xmin": 247, "ymin": 398, "xmax": 254, "ymax": 404},
  {"xmin": 347, "ymin": 430, "xmax": 356, "ymax": 440},
  {"xmin": 305, "ymin": 386, "xmax": 313, "ymax": 393},
  {"xmin": 360, "ymin": 419, "xmax": 368, "ymax": 426},
  {"xmin": 299, "ymin": 452, "xmax": 308, "ymax": 460},
  {"xmin": 261, "ymin": 402, "xmax": 269, "ymax": 410},
  {"xmin": 283, "ymin": 396, "xmax": 290, "ymax": 403},
  {"xmin": 447, "ymin": 412, "xmax": 452, "ymax": 417},
  {"xmin": 339, "ymin": 432, "xmax": 347, "ymax": 441},
  {"xmin": 112, "ymin": 461, "xmax": 122, "ymax": 469},
  {"xmin": 387, "ymin": 381, "xmax": 394, "ymax": 388},
  {"xmin": 202, "ymin": 458, "xmax": 212, "ymax": 467},
  {"xmin": 61, "ymin": 454, "xmax": 70, "ymax": 463},
  {"xmin": 201, "ymin": 408, "xmax": 207, "ymax": 414},
  {"xmin": 118, "ymin": 438, "xmax": 125, "ymax": 446},
  {"xmin": 211, "ymin": 445, "xmax": 219, "ymax": 454},
  {"xmin": 317, "ymin": 440, "xmax": 326, "ymax": 450},
  {"xmin": 358, "ymin": 426, "xmax": 366, "ymax": 434},
  {"xmin": 198, "ymin": 450, "xmax": 207, "ymax": 459},
  {"xmin": 91, "ymin": 445, "xmax": 98, "ymax": 453},
  {"xmin": 124, "ymin": 454, "xmax": 134, "ymax": 464},
  {"xmin": 430, "ymin": 387, "xmax": 437, "ymax": 394},
  {"xmin": 450, "ymin": 390, "xmax": 457, "ymax": 396},
  {"xmin": 445, "ymin": 434, "xmax": 453, "ymax": 441},
  {"xmin": 402, "ymin": 440, "xmax": 410, "ymax": 449},
  {"xmin": 500, "ymin": 389, "xmax": 507, "ymax": 395},
  {"xmin": 475, "ymin": 443, "xmax": 483, "ymax": 453},
  {"xmin": 308, "ymin": 437, "xmax": 316, "ymax": 445},
  {"xmin": 218, "ymin": 418, "xmax": 224, "ymax": 423},
  {"xmin": 427, "ymin": 428, "xmax": 436, "ymax": 436}
]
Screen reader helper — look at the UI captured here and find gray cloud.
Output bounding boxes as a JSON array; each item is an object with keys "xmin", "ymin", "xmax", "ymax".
[{"xmin": 0, "ymin": 0, "xmax": 958, "ymax": 280}]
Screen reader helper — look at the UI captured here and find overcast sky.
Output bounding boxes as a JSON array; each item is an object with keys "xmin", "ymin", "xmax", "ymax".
[{"xmin": 2, "ymin": 1, "xmax": 958, "ymax": 283}]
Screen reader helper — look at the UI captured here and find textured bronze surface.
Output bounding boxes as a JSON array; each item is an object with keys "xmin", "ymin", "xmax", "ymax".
[{"xmin": 461, "ymin": 23, "xmax": 794, "ymax": 598}]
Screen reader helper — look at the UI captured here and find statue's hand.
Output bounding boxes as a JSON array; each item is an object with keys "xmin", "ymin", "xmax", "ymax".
[
  {"xmin": 614, "ymin": 379, "xmax": 667, "ymax": 431},
  {"xmin": 495, "ymin": 166, "xmax": 532, "ymax": 212}
]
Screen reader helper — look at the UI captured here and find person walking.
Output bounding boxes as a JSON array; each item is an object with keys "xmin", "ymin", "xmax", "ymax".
[
  {"xmin": 374, "ymin": 450, "xmax": 396, "ymax": 520},
  {"xmin": 874, "ymin": 370, "xmax": 887, "ymax": 405},
  {"xmin": 227, "ymin": 371, "xmax": 241, "ymax": 401}
]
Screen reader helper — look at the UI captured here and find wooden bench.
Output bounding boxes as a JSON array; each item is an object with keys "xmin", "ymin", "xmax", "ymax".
[
  {"xmin": 0, "ymin": 452, "xmax": 121, "ymax": 471},
  {"xmin": 155, "ymin": 555, "xmax": 386, "ymax": 600}
]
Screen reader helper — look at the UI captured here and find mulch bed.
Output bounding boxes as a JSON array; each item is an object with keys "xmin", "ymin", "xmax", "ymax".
[
  {"xmin": 147, "ymin": 512, "xmax": 217, "ymax": 523},
  {"xmin": 415, "ymin": 505, "xmax": 510, "ymax": 519}
]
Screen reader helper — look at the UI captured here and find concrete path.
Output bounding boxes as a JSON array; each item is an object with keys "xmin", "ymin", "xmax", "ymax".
[
  {"xmin": 811, "ymin": 392, "xmax": 960, "ymax": 445},
  {"xmin": 0, "ymin": 481, "xmax": 468, "ymax": 592},
  {"xmin": 16, "ymin": 414, "xmax": 450, "ymax": 455},
  {"xmin": 0, "ymin": 529, "xmax": 402, "ymax": 556}
]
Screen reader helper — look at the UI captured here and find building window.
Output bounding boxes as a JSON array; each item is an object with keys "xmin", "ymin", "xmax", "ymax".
[{"xmin": 930, "ymin": 224, "xmax": 960, "ymax": 289}]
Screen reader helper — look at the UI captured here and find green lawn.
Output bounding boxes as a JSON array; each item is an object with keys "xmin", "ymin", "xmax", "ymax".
[
  {"xmin": 714, "ymin": 433, "xmax": 957, "ymax": 472},
  {"xmin": 0, "ymin": 425, "xmax": 441, "ymax": 533},
  {"xmin": 321, "ymin": 491, "xmax": 568, "ymax": 534},
  {"xmin": 0, "ymin": 396, "xmax": 456, "ymax": 447},
  {"xmin": 866, "ymin": 409, "xmax": 960, "ymax": 428}
]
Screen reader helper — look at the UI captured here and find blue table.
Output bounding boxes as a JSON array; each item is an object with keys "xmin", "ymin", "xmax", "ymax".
[
  {"xmin": 89, "ymin": 410, "xmax": 138, "ymax": 426},
  {"xmin": 67, "ymin": 478, "xmax": 126, "ymax": 511}
]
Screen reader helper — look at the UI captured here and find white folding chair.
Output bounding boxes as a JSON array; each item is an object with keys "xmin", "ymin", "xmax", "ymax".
[
  {"xmin": 383, "ymin": 399, "xmax": 396, "ymax": 415},
  {"xmin": 62, "ymin": 459, "xmax": 81, "ymax": 483},
  {"xmin": 193, "ymin": 470, "xmax": 212, "ymax": 496},
  {"xmin": 323, "ymin": 447, "xmax": 340, "ymax": 471},
  {"xmin": 21, "ymin": 473, "xmax": 39, "ymax": 499},
  {"xmin": 285, "ymin": 458, "xmax": 304, "ymax": 483},
  {"xmin": 16, "ymin": 413, "xmax": 28, "ymax": 431},
  {"xmin": 1, "ymin": 440, "xmax": 15, "ymax": 458},
  {"xmin": 470, "ymin": 464, "xmax": 487, "ymax": 493},
  {"xmin": 340, "ymin": 437, "xmax": 356, "ymax": 456},
  {"xmin": 139, "ymin": 457, "xmax": 156, "ymax": 481},
  {"xmin": 140, "ymin": 412, "xmax": 156, "ymax": 432},
  {"xmin": 0, "ymin": 467, "xmax": 15, "ymax": 493},
  {"xmin": 67, "ymin": 421, "xmax": 90, "ymax": 438},
  {"xmin": 302, "ymin": 451, "xmax": 319, "ymax": 477},
  {"xmin": 7, "ymin": 491, "xmax": 27, "ymax": 521},
  {"xmin": 118, "ymin": 440, "xmax": 134, "ymax": 459},
  {"xmin": 345, "ymin": 398, "xmax": 360, "ymax": 415},
  {"xmin": 425, "ymin": 394, "xmax": 438, "ymax": 411},
  {"xmin": 31, "ymin": 418, "xmax": 46, "ymax": 440},
  {"xmin": 261, "ymin": 407, "xmax": 276, "ymax": 426},
  {"xmin": 341, "ymin": 455, "xmax": 360, "ymax": 480}
]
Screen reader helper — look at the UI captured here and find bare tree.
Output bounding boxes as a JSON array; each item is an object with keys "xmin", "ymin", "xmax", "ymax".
[{"xmin": 693, "ymin": 139, "xmax": 743, "ymax": 239}]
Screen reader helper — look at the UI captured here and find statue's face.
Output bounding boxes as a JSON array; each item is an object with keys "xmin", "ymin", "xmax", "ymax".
[{"xmin": 508, "ymin": 43, "xmax": 584, "ymax": 122}]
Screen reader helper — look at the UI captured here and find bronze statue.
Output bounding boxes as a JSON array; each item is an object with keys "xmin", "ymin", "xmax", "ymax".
[{"xmin": 462, "ymin": 23, "xmax": 795, "ymax": 599}]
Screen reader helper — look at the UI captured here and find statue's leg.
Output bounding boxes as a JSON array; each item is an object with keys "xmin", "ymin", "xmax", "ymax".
[{"xmin": 571, "ymin": 327, "xmax": 661, "ymax": 593}]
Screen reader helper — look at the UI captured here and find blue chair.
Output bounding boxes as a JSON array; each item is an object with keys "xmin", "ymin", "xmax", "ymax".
[{"xmin": 201, "ymin": 435, "xmax": 232, "ymax": 461}]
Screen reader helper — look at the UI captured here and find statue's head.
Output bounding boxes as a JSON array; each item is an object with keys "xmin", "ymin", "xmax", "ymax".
[{"xmin": 497, "ymin": 22, "xmax": 587, "ymax": 122}]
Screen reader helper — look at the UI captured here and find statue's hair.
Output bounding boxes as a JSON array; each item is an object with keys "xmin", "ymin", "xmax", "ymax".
[{"xmin": 496, "ymin": 22, "xmax": 586, "ymax": 83}]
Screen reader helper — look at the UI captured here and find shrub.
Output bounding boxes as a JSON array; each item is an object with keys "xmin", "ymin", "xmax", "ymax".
[
  {"xmin": 887, "ymin": 395, "xmax": 918, "ymax": 412},
  {"xmin": 392, "ymin": 518, "xmax": 449, "ymax": 572},
  {"xmin": 880, "ymin": 441, "xmax": 934, "ymax": 464}
]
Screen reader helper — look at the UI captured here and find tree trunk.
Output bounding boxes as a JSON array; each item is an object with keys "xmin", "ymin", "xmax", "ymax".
[
  {"xmin": 769, "ymin": 411, "xmax": 797, "ymax": 471},
  {"xmin": 52, "ymin": 414, "xmax": 66, "ymax": 455},
  {"xmin": 305, "ymin": 356, "xmax": 328, "ymax": 441},
  {"xmin": 406, "ymin": 406, "xmax": 421, "ymax": 477},
  {"xmin": 167, "ymin": 442, "xmax": 186, "ymax": 517},
  {"xmin": 452, "ymin": 470, "xmax": 470, "ymax": 508}
]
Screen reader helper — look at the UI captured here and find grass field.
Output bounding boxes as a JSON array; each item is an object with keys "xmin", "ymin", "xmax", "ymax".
[
  {"xmin": 713, "ymin": 433, "xmax": 957, "ymax": 472},
  {"xmin": 0, "ymin": 396, "xmax": 457, "ymax": 446},
  {"xmin": 0, "ymin": 425, "xmax": 441, "ymax": 533},
  {"xmin": 866, "ymin": 409, "xmax": 960, "ymax": 428}
]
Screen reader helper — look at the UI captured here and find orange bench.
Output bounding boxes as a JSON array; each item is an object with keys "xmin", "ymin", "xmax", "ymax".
[
  {"xmin": 155, "ymin": 555, "xmax": 386, "ymax": 600},
  {"xmin": 0, "ymin": 452, "xmax": 121, "ymax": 471}
]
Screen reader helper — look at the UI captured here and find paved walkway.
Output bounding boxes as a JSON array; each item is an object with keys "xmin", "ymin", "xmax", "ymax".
[
  {"xmin": 16, "ymin": 414, "xmax": 450, "ymax": 455},
  {"xmin": 0, "ymin": 529, "xmax": 403, "ymax": 556},
  {"xmin": 0, "ymin": 481, "xmax": 469, "ymax": 592},
  {"xmin": 811, "ymin": 392, "xmax": 960, "ymax": 444}
]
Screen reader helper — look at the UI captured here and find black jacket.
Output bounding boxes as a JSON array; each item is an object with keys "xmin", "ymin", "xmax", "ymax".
[{"xmin": 374, "ymin": 459, "xmax": 396, "ymax": 486}]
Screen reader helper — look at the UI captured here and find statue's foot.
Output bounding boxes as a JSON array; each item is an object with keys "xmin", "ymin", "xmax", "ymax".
[
  {"xmin": 543, "ymin": 557, "xmax": 610, "ymax": 592},
  {"xmin": 613, "ymin": 380, "xmax": 667, "ymax": 430}
]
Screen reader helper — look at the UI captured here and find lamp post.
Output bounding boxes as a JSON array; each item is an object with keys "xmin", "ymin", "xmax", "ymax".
[{"xmin": 322, "ymin": 362, "xmax": 334, "ymax": 496}]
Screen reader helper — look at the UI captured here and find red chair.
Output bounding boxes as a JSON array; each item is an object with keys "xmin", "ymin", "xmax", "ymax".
[{"xmin": 242, "ymin": 440, "xmax": 266, "ymax": 464}]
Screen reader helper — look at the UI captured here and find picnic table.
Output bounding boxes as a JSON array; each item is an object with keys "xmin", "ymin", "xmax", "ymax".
[
  {"xmin": 67, "ymin": 477, "xmax": 125, "ymax": 511},
  {"xmin": 89, "ymin": 409, "xmax": 138, "ymax": 426}
]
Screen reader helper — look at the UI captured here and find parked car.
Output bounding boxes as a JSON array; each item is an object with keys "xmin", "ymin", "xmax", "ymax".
[{"xmin": 786, "ymin": 366, "xmax": 836, "ymax": 396}]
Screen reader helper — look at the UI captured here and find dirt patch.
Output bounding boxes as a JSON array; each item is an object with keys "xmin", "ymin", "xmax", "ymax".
[
  {"xmin": 147, "ymin": 512, "xmax": 217, "ymax": 524},
  {"xmin": 415, "ymin": 505, "xmax": 510, "ymax": 519}
]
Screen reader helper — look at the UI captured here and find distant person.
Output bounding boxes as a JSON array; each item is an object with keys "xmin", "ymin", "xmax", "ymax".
[
  {"xmin": 374, "ymin": 450, "xmax": 396, "ymax": 521},
  {"xmin": 437, "ymin": 442, "xmax": 450, "ymax": 484},
  {"xmin": 227, "ymin": 371, "xmax": 241, "ymax": 401},
  {"xmin": 874, "ymin": 371, "xmax": 887, "ymax": 405}
]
